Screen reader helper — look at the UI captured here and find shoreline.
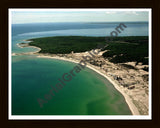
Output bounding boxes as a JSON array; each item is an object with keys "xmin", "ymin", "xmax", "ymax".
[
  {"xmin": 36, "ymin": 54, "xmax": 140, "ymax": 115},
  {"xmin": 12, "ymin": 43, "xmax": 41, "ymax": 56},
  {"xmin": 13, "ymin": 42, "xmax": 149, "ymax": 115},
  {"xmin": 13, "ymin": 42, "xmax": 140, "ymax": 115},
  {"xmin": 16, "ymin": 43, "xmax": 41, "ymax": 52}
]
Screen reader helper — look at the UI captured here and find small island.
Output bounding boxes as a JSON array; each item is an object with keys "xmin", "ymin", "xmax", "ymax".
[{"xmin": 18, "ymin": 36, "xmax": 149, "ymax": 115}]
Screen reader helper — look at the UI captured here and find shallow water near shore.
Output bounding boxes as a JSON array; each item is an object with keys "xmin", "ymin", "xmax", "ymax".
[
  {"xmin": 12, "ymin": 56, "xmax": 131, "ymax": 115},
  {"xmin": 11, "ymin": 22, "xmax": 148, "ymax": 115}
]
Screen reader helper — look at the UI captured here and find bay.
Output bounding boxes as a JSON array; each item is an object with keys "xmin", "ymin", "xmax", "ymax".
[{"xmin": 11, "ymin": 22, "xmax": 148, "ymax": 115}]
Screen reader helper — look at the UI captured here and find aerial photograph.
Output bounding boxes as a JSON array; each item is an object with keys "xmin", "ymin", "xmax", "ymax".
[{"xmin": 10, "ymin": 9, "xmax": 151, "ymax": 119}]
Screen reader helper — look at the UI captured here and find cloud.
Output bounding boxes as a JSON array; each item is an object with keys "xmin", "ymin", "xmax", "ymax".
[
  {"xmin": 105, "ymin": 11, "xmax": 140, "ymax": 15},
  {"xmin": 124, "ymin": 11, "xmax": 139, "ymax": 15},
  {"xmin": 105, "ymin": 11, "xmax": 117, "ymax": 14},
  {"xmin": 11, "ymin": 10, "xmax": 148, "ymax": 24}
]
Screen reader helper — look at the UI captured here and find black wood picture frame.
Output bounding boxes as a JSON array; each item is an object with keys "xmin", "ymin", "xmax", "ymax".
[{"xmin": 0, "ymin": 0, "xmax": 159, "ymax": 127}]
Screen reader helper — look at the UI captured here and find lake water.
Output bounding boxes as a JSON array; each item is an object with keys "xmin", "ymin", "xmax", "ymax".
[{"xmin": 11, "ymin": 22, "xmax": 148, "ymax": 115}]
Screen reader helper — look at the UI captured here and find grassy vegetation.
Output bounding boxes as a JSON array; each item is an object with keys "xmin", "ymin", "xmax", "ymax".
[{"xmin": 28, "ymin": 36, "xmax": 148, "ymax": 65}]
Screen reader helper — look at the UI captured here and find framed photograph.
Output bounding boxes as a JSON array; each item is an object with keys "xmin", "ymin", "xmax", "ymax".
[
  {"xmin": 0, "ymin": 0, "xmax": 159, "ymax": 127},
  {"xmin": 9, "ymin": 8, "xmax": 152, "ymax": 120}
]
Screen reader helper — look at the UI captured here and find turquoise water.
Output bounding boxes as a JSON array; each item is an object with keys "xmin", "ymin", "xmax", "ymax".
[
  {"xmin": 12, "ymin": 56, "xmax": 131, "ymax": 115},
  {"xmin": 11, "ymin": 22, "xmax": 148, "ymax": 115}
]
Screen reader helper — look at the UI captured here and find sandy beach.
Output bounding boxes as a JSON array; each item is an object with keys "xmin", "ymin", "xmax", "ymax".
[
  {"xmin": 36, "ymin": 54, "xmax": 140, "ymax": 115},
  {"xmin": 13, "ymin": 43, "xmax": 149, "ymax": 115},
  {"xmin": 12, "ymin": 43, "xmax": 41, "ymax": 56}
]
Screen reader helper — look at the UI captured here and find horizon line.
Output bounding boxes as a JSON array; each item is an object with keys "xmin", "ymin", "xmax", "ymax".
[{"xmin": 12, "ymin": 21, "xmax": 149, "ymax": 25}]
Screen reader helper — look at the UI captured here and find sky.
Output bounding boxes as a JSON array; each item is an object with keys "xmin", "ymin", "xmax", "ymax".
[{"xmin": 10, "ymin": 9, "xmax": 149, "ymax": 24}]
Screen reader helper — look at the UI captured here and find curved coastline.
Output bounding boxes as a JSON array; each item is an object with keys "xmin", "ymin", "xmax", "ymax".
[
  {"xmin": 12, "ymin": 43, "xmax": 41, "ymax": 56},
  {"xmin": 36, "ymin": 54, "xmax": 139, "ymax": 115},
  {"xmin": 17, "ymin": 42, "xmax": 41, "ymax": 53},
  {"xmin": 13, "ymin": 42, "xmax": 140, "ymax": 115}
]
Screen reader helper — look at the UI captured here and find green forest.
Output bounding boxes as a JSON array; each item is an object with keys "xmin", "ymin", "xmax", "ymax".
[
  {"xmin": 28, "ymin": 36, "xmax": 148, "ymax": 65},
  {"xmin": 29, "ymin": 36, "xmax": 106, "ymax": 54},
  {"xmin": 102, "ymin": 36, "xmax": 148, "ymax": 64}
]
